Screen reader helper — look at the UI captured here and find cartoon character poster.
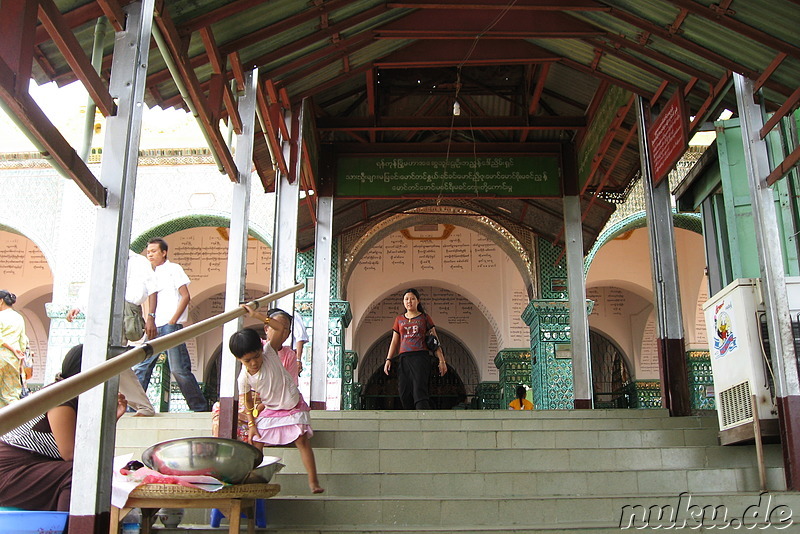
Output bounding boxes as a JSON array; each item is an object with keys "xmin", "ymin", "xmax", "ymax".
[{"xmin": 711, "ymin": 299, "xmax": 737, "ymax": 359}]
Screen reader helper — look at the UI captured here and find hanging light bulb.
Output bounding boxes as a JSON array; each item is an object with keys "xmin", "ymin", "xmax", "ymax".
[{"xmin": 453, "ymin": 100, "xmax": 461, "ymax": 116}]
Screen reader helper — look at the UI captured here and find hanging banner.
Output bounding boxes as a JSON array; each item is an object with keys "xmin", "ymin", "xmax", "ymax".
[
  {"xmin": 648, "ymin": 90, "xmax": 689, "ymax": 186},
  {"xmin": 335, "ymin": 155, "xmax": 562, "ymax": 198}
]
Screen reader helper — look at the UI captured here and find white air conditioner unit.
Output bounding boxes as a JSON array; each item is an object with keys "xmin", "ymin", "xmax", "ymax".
[{"xmin": 703, "ymin": 278, "xmax": 787, "ymax": 445}]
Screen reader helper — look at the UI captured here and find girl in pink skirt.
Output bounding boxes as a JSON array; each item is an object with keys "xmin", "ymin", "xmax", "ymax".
[{"xmin": 229, "ymin": 310, "xmax": 323, "ymax": 494}]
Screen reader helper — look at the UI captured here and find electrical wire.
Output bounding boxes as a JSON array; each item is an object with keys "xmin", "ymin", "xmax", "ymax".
[{"xmin": 436, "ymin": 0, "xmax": 519, "ymax": 205}]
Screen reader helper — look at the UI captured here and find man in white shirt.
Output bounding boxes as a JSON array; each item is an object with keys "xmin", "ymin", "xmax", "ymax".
[
  {"xmin": 66, "ymin": 250, "xmax": 157, "ymax": 416},
  {"xmin": 133, "ymin": 237, "xmax": 208, "ymax": 412}
]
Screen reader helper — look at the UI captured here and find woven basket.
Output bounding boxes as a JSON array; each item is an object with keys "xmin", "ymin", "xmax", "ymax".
[{"xmin": 129, "ymin": 483, "xmax": 280, "ymax": 500}]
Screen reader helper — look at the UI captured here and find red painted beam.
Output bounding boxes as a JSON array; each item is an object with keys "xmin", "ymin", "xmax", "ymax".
[
  {"xmin": 242, "ymin": 5, "xmax": 388, "ymax": 70},
  {"xmin": 608, "ymin": 6, "xmax": 793, "ymax": 97},
  {"xmin": 375, "ymin": 9, "xmax": 603, "ymax": 38},
  {"xmin": 665, "ymin": 0, "xmax": 800, "ymax": 60},
  {"xmin": 317, "ymin": 116, "xmax": 586, "ymax": 131},
  {"xmin": 255, "ymin": 81, "xmax": 287, "ymax": 175},
  {"xmin": 585, "ymin": 38, "xmax": 684, "ymax": 86},
  {"xmin": 0, "ymin": 0, "xmax": 38, "ymax": 95},
  {"xmin": 760, "ymin": 86, "xmax": 800, "ymax": 139},
  {"xmin": 387, "ymin": 0, "xmax": 609, "ymax": 10},
  {"xmin": 95, "ymin": 0, "xmax": 126, "ymax": 32},
  {"xmin": 766, "ymin": 144, "xmax": 800, "ymax": 186},
  {"xmin": 560, "ymin": 58, "xmax": 654, "ymax": 99},
  {"xmin": 376, "ymin": 39, "xmax": 561, "ymax": 67},
  {"xmin": 689, "ymin": 72, "xmax": 731, "ymax": 131},
  {"xmin": 38, "ymin": 0, "xmax": 116, "ymax": 117},
  {"xmin": 218, "ymin": 0, "xmax": 360, "ymax": 57},
  {"xmin": 0, "ymin": 55, "xmax": 105, "ymax": 205},
  {"xmin": 601, "ymin": 34, "xmax": 717, "ymax": 85}
]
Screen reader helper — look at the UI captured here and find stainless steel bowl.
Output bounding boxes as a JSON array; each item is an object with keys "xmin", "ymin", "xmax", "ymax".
[
  {"xmin": 141, "ymin": 437, "xmax": 262, "ymax": 484},
  {"xmin": 245, "ymin": 455, "xmax": 284, "ymax": 483}
]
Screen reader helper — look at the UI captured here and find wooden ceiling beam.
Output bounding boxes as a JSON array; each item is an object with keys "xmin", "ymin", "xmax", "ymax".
[
  {"xmin": 601, "ymin": 34, "xmax": 716, "ymax": 85},
  {"xmin": 388, "ymin": 0, "xmax": 609, "ymax": 9},
  {"xmin": 219, "ymin": 0, "xmax": 361, "ymax": 57},
  {"xmin": 0, "ymin": 55, "xmax": 105, "ymax": 206},
  {"xmin": 528, "ymin": 62, "xmax": 551, "ymax": 115},
  {"xmin": 38, "ymin": 0, "xmax": 115, "ymax": 117},
  {"xmin": 560, "ymin": 57, "xmax": 654, "ymax": 99},
  {"xmin": 585, "ymin": 38, "xmax": 684, "ymax": 86},
  {"xmin": 182, "ymin": 0, "xmax": 269, "ymax": 34},
  {"xmin": 689, "ymin": 72, "xmax": 732, "ymax": 131},
  {"xmin": 243, "ymin": 5, "xmax": 388, "ymax": 70},
  {"xmin": 256, "ymin": 81, "xmax": 287, "ymax": 175},
  {"xmin": 317, "ymin": 115, "xmax": 586, "ymax": 131},
  {"xmin": 203, "ymin": 29, "xmax": 242, "ymax": 134},
  {"xmin": 34, "ymin": 0, "xmax": 135, "ymax": 44},
  {"xmin": 153, "ymin": 3, "xmax": 238, "ymax": 180},
  {"xmin": 95, "ymin": 0, "xmax": 126, "ymax": 32},
  {"xmin": 0, "ymin": 0, "xmax": 37, "ymax": 95},
  {"xmin": 760, "ymin": 85, "xmax": 800, "ymax": 140}
]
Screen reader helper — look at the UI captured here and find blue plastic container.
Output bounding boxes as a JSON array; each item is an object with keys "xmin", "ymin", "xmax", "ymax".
[{"xmin": 0, "ymin": 510, "xmax": 69, "ymax": 533}]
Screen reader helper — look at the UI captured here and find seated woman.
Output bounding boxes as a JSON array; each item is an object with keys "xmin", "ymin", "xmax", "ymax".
[{"xmin": 0, "ymin": 344, "xmax": 127, "ymax": 511}]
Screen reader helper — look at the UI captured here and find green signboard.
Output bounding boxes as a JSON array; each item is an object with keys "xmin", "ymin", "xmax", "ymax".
[{"xmin": 336, "ymin": 155, "xmax": 562, "ymax": 197}]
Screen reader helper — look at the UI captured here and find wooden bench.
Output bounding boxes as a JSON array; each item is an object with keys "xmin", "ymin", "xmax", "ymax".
[{"xmin": 110, "ymin": 483, "xmax": 280, "ymax": 534}]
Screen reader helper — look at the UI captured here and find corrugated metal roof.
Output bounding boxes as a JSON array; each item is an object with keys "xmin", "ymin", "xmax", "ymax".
[{"xmin": 22, "ymin": 0, "xmax": 800, "ymax": 250}]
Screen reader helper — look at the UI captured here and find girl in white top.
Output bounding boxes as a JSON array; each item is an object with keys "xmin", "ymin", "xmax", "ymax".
[{"xmin": 230, "ymin": 310, "xmax": 324, "ymax": 494}]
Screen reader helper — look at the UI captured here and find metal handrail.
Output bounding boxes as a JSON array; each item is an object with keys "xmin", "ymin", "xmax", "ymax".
[{"xmin": 0, "ymin": 283, "xmax": 304, "ymax": 435}]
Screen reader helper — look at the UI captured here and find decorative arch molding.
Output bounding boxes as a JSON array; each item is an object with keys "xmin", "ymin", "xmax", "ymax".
[
  {"xmin": 585, "ymin": 211, "xmax": 702, "ymax": 273},
  {"xmin": 130, "ymin": 214, "xmax": 270, "ymax": 253},
  {"xmin": 0, "ymin": 222, "xmax": 56, "ymax": 277},
  {"xmin": 341, "ymin": 205, "xmax": 536, "ymax": 299}
]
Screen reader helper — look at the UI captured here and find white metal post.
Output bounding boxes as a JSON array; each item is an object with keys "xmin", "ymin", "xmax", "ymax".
[
  {"xmin": 219, "ymin": 67, "xmax": 258, "ymax": 436},
  {"xmin": 311, "ymin": 196, "xmax": 334, "ymax": 408},
  {"xmin": 71, "ymin": 1, "xmax": 154, "ymax": 531}
]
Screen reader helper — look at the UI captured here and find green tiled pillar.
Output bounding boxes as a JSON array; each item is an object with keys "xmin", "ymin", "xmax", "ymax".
[
  {"xmin": 342, "ymin": 350, "xmax": 361, "ymax": 410},
  {"xmin": 522, "ymin": 300, "xmax": 574, "ymax": 409},
  {"xmin": 475, "ymin": 381, "xmax": 502, "ymax": 409},
  {"xmin": 494, "ymin": 349, "xmax": 532, "ymax": 408}
]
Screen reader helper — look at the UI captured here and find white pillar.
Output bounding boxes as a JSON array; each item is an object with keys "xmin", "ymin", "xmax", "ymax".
[
  {"xmin": 311, "ymin": 196, "xmax": 334, "ymax": 408},
  {"xmin": 271, "ymin": 108, "xmax": 301, "ymax": 312},
  {"xmin": 734, "ymin": 73, "xmax": 800, "ymax": 488},
  {"xmin": 219, "ymin": 67, "xmax": 258, "ymax": 437},
  {"xmin": 71, "ymin": 1, "xmax": 154, "ymax": 530},
  {"xmin": 563, "ymin": 194, "xmax": 591, "ymax": 408}
]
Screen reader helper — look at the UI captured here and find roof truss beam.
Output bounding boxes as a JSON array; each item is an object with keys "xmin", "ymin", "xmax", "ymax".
[
  {"xmin": 152, "ymin": 3, "xmax": 238, "ymax": 180},
  {"xmin": 0, "ymin": 54, "xmax": 105, "ymax": 205},
  {"xmin": 38, "ymin": 0, "xmax": 116, "ymax": 117}
]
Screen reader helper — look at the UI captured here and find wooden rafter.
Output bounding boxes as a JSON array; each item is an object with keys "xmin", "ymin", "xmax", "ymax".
[
  {"xmin": 201, "ymin": 28, "xmax": 242, "ymax": 134},
  {"xmin": 766, "ymin": 145, "xmax": 800, "ymax": 186},
  {"xmin": 665, "ymin": 0, "xmax": 800, "ymax": 60},
  {"xmin": 689, "ymin": 72, "xmax": 732, "ymax": 131},
  {"xmin": 242, "ymin": 5, "xmax": 388, "ymax": 71},
  {"xmin": 255, "ymin": 81, "xmax": 287, "ymax": 175},
  {"xmin": 760, "ymin": 86, "xmax": 800, "ymax": 139},
  {"xmin": 152, "ymin": 4, "xmax": 238, "ymax": 180},
  {"xmin": 0, "ymin": 55, "xmax": 105, "ymax": 205},
  {"xmin": 95, "ymin": 0, "xmax": 126, "ymax": 32},
  {"xmin": 607, "ymin": 6, "xmax": 792, "ymax": 97}
]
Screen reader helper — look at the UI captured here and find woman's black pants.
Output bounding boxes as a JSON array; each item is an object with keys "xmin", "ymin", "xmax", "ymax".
[{"xmin": 397, "ymin": 351, "xmax": 432, "ymax": 410}]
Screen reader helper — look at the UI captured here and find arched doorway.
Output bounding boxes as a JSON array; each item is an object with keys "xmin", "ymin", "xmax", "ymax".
[
  {"xmin": 361, "ymin": 330, "xmax": 478, "ymax": 409},
  {"xmin": 590, "ymin": 329, "xmax": 633, "ymax": 408}
]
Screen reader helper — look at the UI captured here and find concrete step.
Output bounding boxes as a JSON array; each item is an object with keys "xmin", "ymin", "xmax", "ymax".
[
  {"xmin": 269, "ymin": 466, "xmax": 787, "ymax": 496},
  {"xmin": 260, "ymin": 444, "xmax": 784, "ymax": 475},
  {"xmin": 257, "ymin": 492, "xmax": 800, "ymax": 530}
]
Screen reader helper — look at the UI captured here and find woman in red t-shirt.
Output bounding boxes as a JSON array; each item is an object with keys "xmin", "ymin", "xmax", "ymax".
[{"xmin": 383, "ymin": 288, "xmax": 447, "ymax": 409}]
